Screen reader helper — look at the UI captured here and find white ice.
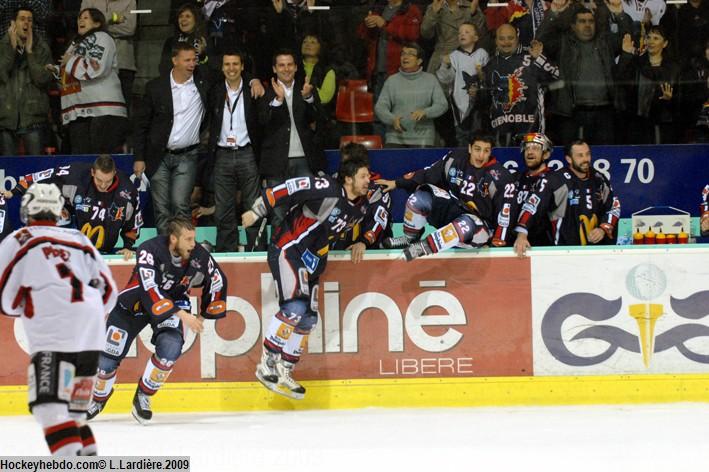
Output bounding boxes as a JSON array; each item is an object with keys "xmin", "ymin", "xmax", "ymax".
[{"xmin": 1, "ymin": 403, "xmax": 708, "ymax": 472}]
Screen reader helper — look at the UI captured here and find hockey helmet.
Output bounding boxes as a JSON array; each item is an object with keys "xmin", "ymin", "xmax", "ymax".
[
  {"xmin": 520, "ymin": 133, "xmax": 552, "ymax": 154},
  {"xmin": 20, "ymin": 183, "xmax": 65, "ymax": 223}
]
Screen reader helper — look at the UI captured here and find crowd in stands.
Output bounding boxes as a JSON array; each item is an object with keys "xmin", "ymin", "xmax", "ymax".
[
  {"xmin": 0, "ymin": 0, "xmax": 707, "ymax": 251},
  {"xmin": 1, "ymin": 0, "xmax": 708, "ymax": 157}
]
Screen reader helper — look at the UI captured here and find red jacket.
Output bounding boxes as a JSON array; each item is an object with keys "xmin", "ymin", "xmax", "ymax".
[{"xmin": 357, "ymin": 2, "xmax": 422, "ymax": 80}]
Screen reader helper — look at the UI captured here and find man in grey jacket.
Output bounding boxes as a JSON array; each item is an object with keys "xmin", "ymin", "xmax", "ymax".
[{"xmin": 0, "ymin": 6, "xmax": 52, "ymax": 156}]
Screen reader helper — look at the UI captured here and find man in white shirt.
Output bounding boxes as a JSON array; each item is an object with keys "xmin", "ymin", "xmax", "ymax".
[
  {"xmin": 133, "ymin": 43, "xmax": 207, "ymax": 234},
  {"xmin": 207, "ymin": 49, "xmax": 264, "ymax": 251}
]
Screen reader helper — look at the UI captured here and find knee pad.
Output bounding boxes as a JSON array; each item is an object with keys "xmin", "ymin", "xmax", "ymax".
[
  {"xmin": 456, "ymin": 214, "xmax": 490, "ymax": 247},
  {"xmin": 295, "ymin": 310, "xmax": 319, "ymax": 334},
  {"xmin": 28, "ymin": 352, "xmax": 72, "ymax": 411},
  {"xmin": 154, "ymin": 330, "xmax": 184, "ymax": 364},
  {"xmin": 407, "ymin": 188, "xmax": 433, "ymax": 213},
  {"xmin": 98, "ymin": 354, "xmax": 120, "ymax": 374},
  {"xmin": 278, "ymin": 298, "xmax": 310, "ymax": 326}
]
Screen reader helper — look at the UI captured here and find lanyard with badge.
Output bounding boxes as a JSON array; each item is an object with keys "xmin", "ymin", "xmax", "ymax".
[{"xmin": 225, "ymin": 86, "xmax": 243, "ymax": 147}]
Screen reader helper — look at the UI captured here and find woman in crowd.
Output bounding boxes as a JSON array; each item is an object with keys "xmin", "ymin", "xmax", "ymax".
[
  {"xmin": 158, "ymin": 3, "xmax": 209, "ymax": 77},
  {"xmin": 60, "ymin": 8, "xmax": 127, "ymax": 154},
  {"xmin": 618, "ymin": 26, "xmax": 680, "ymax": 144}
]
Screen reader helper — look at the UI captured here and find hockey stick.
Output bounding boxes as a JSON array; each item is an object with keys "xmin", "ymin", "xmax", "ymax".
[{"xmin": 250, "ymin": 217, "xmax": 268, "ymax": 252}]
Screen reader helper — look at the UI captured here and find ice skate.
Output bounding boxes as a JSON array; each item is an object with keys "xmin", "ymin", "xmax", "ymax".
[
  {"xmin": 255, "ymin": 349, "xmax": 281, "ymax": 394},
  {"xmin": 402, "ymin": 241, "xmax": 434, "ymax": 261},
  {"xmin": 275, "ymin": 360, "xmax": 306, "ymax": 400},
  {"xmin": 383, "ymin": 233, "xmax": 419, "ymax": 249},
  {"xmin": 131, "ymin": 388, "xmax": 153, "ymax": 425},
  {"xmin": 86, "ymin": 399, "xmax": 106, "ymax": 421}
]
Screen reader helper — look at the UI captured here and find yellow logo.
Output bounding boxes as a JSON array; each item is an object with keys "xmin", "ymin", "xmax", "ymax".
[
  {"xmin": 81, "ymin": 223, "xmax": 105, "ymax": 249},
  {"xmin": 578, "ymin": 214, "xmax": 598, "ymax": 246}
]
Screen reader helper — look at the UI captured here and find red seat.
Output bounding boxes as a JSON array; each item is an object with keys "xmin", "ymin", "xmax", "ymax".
[
  {"xmin": 340, "ymin": 135, "xmax": 383, "ymax": 149},
  {"xmin": 343, "ymin": 79, "xmax": 368, "ymax": 94},
  {"xmin": 335, "ymin": 90, "xmax": 374, "ymax": 123}
]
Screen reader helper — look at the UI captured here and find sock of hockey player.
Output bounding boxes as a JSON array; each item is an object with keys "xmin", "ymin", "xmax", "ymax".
[
  {"xmin": 384, "ymin": 191, "xmax": 429, "ymax": 248},
  {"xmin": 87, "ymin": 369, "xmax": 117, "ymax": 420},
  {"xmin": 78, "ymin": 424, "xmax": 96, "ymax": 455},
  {"xmin": 256, "ymin": 312, "xmax": 299, "ymax": 390},
  {"xmin": 69, "ymin": 413, "xmax": 97, "ymax": 456},
  {"xmin": 34, "ymin": 404, "xmax": 83, "ymax": 456},
  {"xmin": 278, "ymin": 330, "xmax": 308, "ymax": 399},
  {"xmin": 133, "ymin": 355, "xmax": 173, "ymax": 424}
]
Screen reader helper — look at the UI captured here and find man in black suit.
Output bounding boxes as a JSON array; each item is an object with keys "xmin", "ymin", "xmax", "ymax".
[
  {"xmin": 258, "ymin": 48, "xmax": 327, "ymax": 229},
  {"xmin": 133, "ymin": 42, "xmax": 209, "ymax": 235},
  {"xmin": 207, "ymin": 49, "xmax": 265, "ymax": 252}
]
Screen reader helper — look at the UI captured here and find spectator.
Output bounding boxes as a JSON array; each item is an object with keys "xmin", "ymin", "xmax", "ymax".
[
  {"xmin": 477, "ymin": 25, "xmax": 558, "ymax": 146},
  {"xmin": 133, "ymin": 43, "xmax": 208, "ymax": 235},
  {"xmin": 258, "ymin": 48, "xmax": 327, "ymax": 230},
  {"xmin": 375, "ymin": 42, "xmax": 448, "ymax": 147},
  {"xmin": 514, "ymin": 139, "xmax": 621, "ymax": 255},
  {"xmin": 676, "ymin": 0, "xmax": 709, "ymax": 63},
  {"xmin": 0, "ymin": 0, "xmax": 51, "ymax": 41},
  {"xmin": 436, "ymin": 21, "xmax": 488, "ymax": 146},
  {"xmin": 358, "ymin": 0, "xmax": 422, "ymax": 98},
  {"xmin": 207, "ymin": 49, "xmax": 265, "ymax": 252},
  {"xmin": 421, "ymin": 0, "xmax": 487, "ymax": 74},
  {"xmin": 4, "ymin": 154, "xmax": 142, "ymax": 257},
  {"xmin": 485, "ymin": 0, "xmax": 547, "ymax": 50},
  {"xmin": 0, "ymin": 6, "xmax": 53, "ymax": 156},
  {"xmin": 159, "ymin": 3, "xmax": 209, "ymax": 77},
  {"xmin": 300, "ymin": 33, "xmax": 336, "ymax": 106},
  {"xmin": 618, "ymin": 27, "xmax": 680, "ymax": 144},
  {"xmin": 679, "ymin": 38, "xmax": 709, "ymax": 141},
  {"xmin": 268, "ymin": 0, "xmax": 334, "ymax": 51},
  {"xmin": 59, "ymin": 8, "xmax": 127, "ymax": 154},
  {"xmin": 622, "ymin": 0, "xmax": 666, "ymax": 45},
  {"xmin": 80, "ymin": 0, "xmax": 137, "ymax": 115},
  {"xmin": 537, "ymin": 2, "xmax": 623, "ymax": 145}
]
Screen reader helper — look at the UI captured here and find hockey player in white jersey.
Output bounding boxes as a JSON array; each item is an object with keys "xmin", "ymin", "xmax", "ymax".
[{"xmin": 0, "ymin": 183, "xmax": 117, "ymax": 456}]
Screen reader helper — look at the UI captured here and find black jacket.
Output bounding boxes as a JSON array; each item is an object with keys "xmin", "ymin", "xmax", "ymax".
[
  {"xmin": 257, "ymin": 78, "xmax": 326, "ymax": 178},
  {"xmin": 133, "ymin": 71, "xmax": 210, "ymax": 177},
  {"xmin": 207, "ymin": 75, "xmax": 262, "ymax": 161}
]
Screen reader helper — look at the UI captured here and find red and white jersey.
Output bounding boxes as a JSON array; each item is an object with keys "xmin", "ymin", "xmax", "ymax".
[{"xmin": 0, "ymin": 224, "xmax": 118, "ymax": 354}]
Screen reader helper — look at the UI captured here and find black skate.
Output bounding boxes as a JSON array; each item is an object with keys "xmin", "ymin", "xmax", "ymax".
[
  {"xmin": 131, "ymin": 388, "xmax": 153, "ymax": 425},
  {"xmin": 403, "ymin": 241, "xmax": 434, "ymax": 261},
  {"xmin": 86, "ymin": 399, "xmax": 106, "ymax": 421},
  {"xmin": 383, "ymin": 234, "xmax": 418, "ymax": 249}
]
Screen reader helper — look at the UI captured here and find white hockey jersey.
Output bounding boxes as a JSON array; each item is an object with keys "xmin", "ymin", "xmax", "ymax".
[{"xmin": 0, "ymin": 224, "xmax": 118, "ymax": 354}]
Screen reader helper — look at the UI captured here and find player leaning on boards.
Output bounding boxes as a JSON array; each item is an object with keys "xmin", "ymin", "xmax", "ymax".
[
  {"xmin": 376, "ymin": 133, "xmax": 517, "ymax": 260},
  {"xmin": 242, "ymin": 156, "xmax": 372, "ymax": 399},
  {"xmin": 3, "ymin": 154, "xmax": 142, "ymax": 259},
  {"xmin": 0, "ymin": 183, "xmax": 118, "ymax": 455},
  {"xmin": 86, "ymin": 217, "xmax": 228, "ymax": 424}
]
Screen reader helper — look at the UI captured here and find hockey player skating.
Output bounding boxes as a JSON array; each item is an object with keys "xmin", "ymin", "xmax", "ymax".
[
  {"xmin": 87, "ymin": 217, "xmax": 227, "ymax": 424},
  {"xmin": 376, "ymin": 134, "xmax": 517, "ymax": 260},
  {"xmin": 242, "ymin": 156, "xmax": 371, "ymax": 399},
  {"xmin": 0, "ymin": 183, "xmax": 118, "ymax": 455}
]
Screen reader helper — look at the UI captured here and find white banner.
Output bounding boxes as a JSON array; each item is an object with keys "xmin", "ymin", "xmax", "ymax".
[{"xmin": 531, "ymin": 247, "xmax": 709, "ymax": 375}]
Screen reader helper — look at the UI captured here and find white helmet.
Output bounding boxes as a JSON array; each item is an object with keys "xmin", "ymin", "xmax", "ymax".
[
  {"xmin": 20, "ymin": 183, "xmax": 65, "ymax": 223},
  {"xmin": 520, "ymin": 132, "xmax": 553, "ymax": 154}
]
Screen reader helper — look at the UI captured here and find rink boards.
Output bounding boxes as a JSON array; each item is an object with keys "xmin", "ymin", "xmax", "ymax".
[{"xmin": 1, "ymin": 246, "xmax": 708, "ymax": 414}]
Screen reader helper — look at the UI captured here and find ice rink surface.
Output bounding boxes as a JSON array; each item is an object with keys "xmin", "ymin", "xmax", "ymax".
[{"xmin": 1, "ymin": 403, "xmax": 708, "ymax": 472}]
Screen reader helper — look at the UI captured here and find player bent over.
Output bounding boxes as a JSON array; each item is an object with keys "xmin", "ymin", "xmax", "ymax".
[
  {"xmin": 376, "ymin": 134, "xmax": 517, "ymax": 260},
  {"xmin": 0, "ymin": 183, "xmax": 118, "ymax": 455},
  {"xmin": 242, "ymin": 156, "xmax": 371, "ymax": 399},
  {"xmin": 87, "ymin": 217, "xmax": 227, "ymax": 424}
]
